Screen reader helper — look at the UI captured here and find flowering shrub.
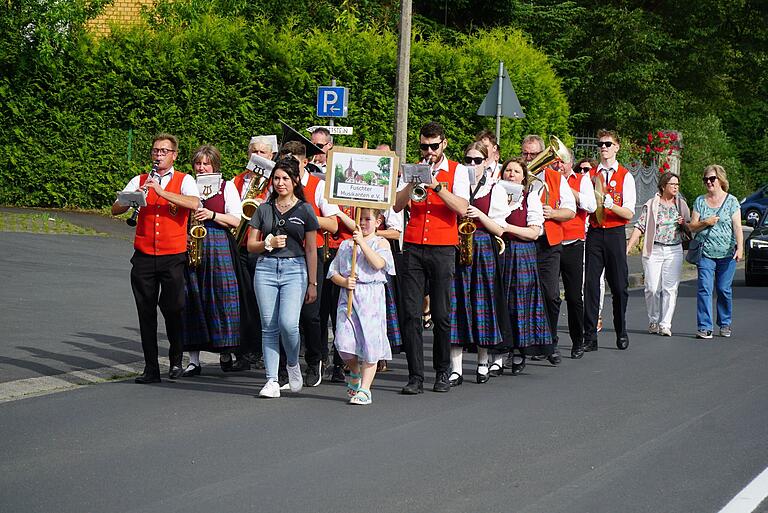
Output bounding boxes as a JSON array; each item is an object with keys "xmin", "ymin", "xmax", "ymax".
[{"xmin": 644, "ymin": 130, "xmax": 682, "ymax": 173}]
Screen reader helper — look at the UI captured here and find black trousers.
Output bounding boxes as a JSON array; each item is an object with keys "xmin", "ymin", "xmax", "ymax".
[
  {"xmin": 237, "ymin": 247, "xmax": 262, "ymax": 357},
  {"xmin": 584, "ymin": 226, "xmax": 629, "ymax": 342},
  {"xmin": 130, "ymin": 251, "xmax": 186, "ymax": 372},
  {"xmin": 319, "ymin": 248, "xmax": 344, "ymax": 366},
  {"xmin": 536, "ymin": 238, "xmax": 563, "ymax": 349},
  {"xmin": 560, "ymin": 240, "xmax": 585, "ymax": 349},
  {"xmin": 299, "ymin": 247, "xmax": 325, "ymax": 366},
  {"xmin": 400, "ymin": 243, "xmax": 455, "ymax": 381}
]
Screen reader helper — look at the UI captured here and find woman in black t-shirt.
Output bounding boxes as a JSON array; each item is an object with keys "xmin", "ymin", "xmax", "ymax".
[{"xmin": 247, "ymin": 158, "xmax": 319, "ymax": 398}]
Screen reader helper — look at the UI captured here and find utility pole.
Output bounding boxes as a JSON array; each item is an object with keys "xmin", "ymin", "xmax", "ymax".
[{"xmin": 393, "ymin": 0, "xmax": 412, "ymax": 161}]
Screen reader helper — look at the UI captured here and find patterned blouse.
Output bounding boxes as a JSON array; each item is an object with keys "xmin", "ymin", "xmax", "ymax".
[{"xmin": 635, "ymin": 202, "xmax": 682, "ymax": 245}]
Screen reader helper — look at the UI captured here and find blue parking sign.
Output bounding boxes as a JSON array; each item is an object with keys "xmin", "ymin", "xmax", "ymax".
[{"xmin": 316, "ymin": 86, "xmax": 349, "ymax": 118}]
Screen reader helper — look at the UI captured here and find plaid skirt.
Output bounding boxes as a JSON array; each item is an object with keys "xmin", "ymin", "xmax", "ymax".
[
  {"xmin": 385, "ymin": 275, "xmax": 402, "ymax": 351},
  {"xmin": 181, "ymin": 224, "xmax": 241, "ymax": 351},
  {"xmin": 500, "ymin": 239, "xmax": 554, "ymax": 356},
  {"xmin": 449, "ymin": 230, "xmax": 506, "ymax": 348}
]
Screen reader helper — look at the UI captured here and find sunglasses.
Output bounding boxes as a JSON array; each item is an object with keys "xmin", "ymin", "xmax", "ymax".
[
  {"xmin": 578, "ymin": 166, "xmax": 591, "ymax": 173},
  {"xmin": 596, "ymin": 141, "xmax": 614, "ymax": 148},
  {"xmin": 464, "ymin": 156, "xmax": 485, "ymax": 165},
  {"xmin": 703, "ymin": 176, "xmax": 717, "ymax": 184},
  {"xmin": 419, "ymin": 141, "xmax": 443, "ymax": 151}
]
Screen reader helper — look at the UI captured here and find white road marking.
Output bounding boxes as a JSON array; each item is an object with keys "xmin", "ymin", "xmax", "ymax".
[{"xmin": 719, "ymin": 466, "xmax": 768, "ymax": 513}]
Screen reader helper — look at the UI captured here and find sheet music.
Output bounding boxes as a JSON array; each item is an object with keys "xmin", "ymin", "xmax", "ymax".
[
  {"xmin": 115, "ymin": 191, "xmax": 147, "ymax": 207},
  {"xmin": 401, "ymin": 164, "xmax": 432, "ymax": 184},
  {"xmin": 195, "ymin": 173, "xmax": 222, "ymax": 200},
  {"xmin": 246, "ymin": 154, "xmax": 275, "ymax": 178},
  {"xmin": 498, "ymin": 180, "xmax": 524, "ymax": 205}
]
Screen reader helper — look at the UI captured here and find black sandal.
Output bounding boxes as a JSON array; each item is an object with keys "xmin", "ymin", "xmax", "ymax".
[
  {"xmin": 449, "ymin": 371, "xmax": 463, "ymax": 387},
  {"xmin": 422, "ymin": 311, "xmax": 433, "ymax": 330},
  {"xmin": 488, "ymin": 362, "xmax": 504, "ymax": 377},
  {"xmin": 476, "ymin": 364, "xmax": 490, "ymax": 384}
]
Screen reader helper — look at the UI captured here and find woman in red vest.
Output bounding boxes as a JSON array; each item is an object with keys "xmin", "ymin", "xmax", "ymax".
[
  {"xmin": 498, "ymin": 158, "xmax": 554, "ymax": 374},
  {"xmin": 448, "ymin": 142, "xmax": 513, "ymax": 386},
  {"xmin": 180, "ymin": 145, "xmax": 244, "ymax": 376}
]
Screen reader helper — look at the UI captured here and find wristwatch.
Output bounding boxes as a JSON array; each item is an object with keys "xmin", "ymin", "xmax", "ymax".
[
  {"xmin": 264, "ymin": 233, "xmax": 274, "ymax": 252},
  {"xmin": 309, "ymin": 282, "xmax": 318, "ymax": 286},
  {"xmin": 433, "ymin": 183, "xmax": 443, "ymax": 194}
]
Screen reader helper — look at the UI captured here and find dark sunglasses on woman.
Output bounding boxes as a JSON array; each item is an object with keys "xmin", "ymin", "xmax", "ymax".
[
  {"xmin": 578, "ymin": 166, "xmax": 591, "ymax": 173},
  {"xmin": 463, "ymin": 156, "xmax": 485, "ymax": 165}
]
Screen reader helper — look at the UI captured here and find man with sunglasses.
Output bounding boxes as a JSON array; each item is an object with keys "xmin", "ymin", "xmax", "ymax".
[
  {"xmin": 584, "ymin": 129, "xmax": 636, "ymax": 351},
  {"xmin": 111, "ymin": 133, "xmax": 201, "ymax": 383},
  {"xmin": 556, "ymin": 152, "xmax": 596, "ymax": 359},
  {"xmin": 394, "ymin": 121, "xmax": 470, "ymax": 394},
  {"xmin": 521, "ymin": 135, "xmax": 576, "ymax": 365},
  {"xmin": 310, "ymin": 127, "xmax": 333, "ymax": 176}
]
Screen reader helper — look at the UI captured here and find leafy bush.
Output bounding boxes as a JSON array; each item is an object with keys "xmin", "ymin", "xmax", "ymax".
[{"xmin": 0, "ymin": 5, "xmax": 569, "ymax": 208}]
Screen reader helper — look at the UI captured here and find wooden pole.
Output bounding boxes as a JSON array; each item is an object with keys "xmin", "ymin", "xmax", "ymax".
[{"xmin": 346, "ymin": 207, "xmax": 361, "ymax": 318}]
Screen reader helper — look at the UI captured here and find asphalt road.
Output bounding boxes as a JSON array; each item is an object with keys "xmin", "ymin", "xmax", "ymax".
[{"xmin": 1, "ymin": 229, "xmax": 767, "ymax": 513}]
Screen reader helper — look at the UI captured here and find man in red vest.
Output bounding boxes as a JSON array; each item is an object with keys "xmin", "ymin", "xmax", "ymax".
[
  {"xmin": 522, "ymin": 135, "xmax": 576, "ymax": 365},
  {"xmin": 394, "ymin": 121, "xmax": 470, "ymax": 394},
  {"xmin": 112, "ymin": 134, "xmax": 201, "ymax": 383},
  {"xmin": 584, "ymin": 129, "xmax": 636, "ymax": 351},
  {"xmin": 556, "ymin": 152, "xmax": 596, "ymax": 358}
]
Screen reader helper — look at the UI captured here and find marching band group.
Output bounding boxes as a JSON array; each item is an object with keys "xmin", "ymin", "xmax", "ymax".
[{"xmin": 112, "ymin": 121, "xmax": 640, "ymax": 405}]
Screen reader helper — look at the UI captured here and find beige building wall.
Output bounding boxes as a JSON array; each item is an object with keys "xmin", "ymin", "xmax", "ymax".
[{"xmin": 87, "ymin": 0, "xmax": 154, "ymax": 35}]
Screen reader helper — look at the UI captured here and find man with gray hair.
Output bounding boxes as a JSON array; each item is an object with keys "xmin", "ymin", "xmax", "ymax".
[{"xmin": 520, "ymin": 134, "xmax": 576, "ymax": 365}]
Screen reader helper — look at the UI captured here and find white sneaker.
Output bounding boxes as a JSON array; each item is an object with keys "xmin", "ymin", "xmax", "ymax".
[
  {"xmin": 259, "ymin": 380, "xmax": 281, "ymax": 398},
  {"xmin": 659, "ymin": 326, "xmax": 672, "ymax": 337},
  {"xmin": 287, "ymin": 363, "xmax": 303, "ymax": 393},
  {"xmin": 696, "ymin": 330, "xmax": 713, "ymax": 339},
  {"xmin": 719, "ymin": 326, "xmax": 732, "ymax": 338},
  {"xmin": 648, "ymin": 323, "xmax": 660, "ymax": 334}
]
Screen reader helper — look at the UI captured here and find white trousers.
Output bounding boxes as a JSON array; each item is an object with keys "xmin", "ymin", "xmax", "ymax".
[{"xmin": 642, "ymin": 244, "xmax": 683, "ymax": 329}]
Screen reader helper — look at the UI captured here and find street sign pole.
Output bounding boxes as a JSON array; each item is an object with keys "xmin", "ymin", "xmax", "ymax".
[
  {"xmin": 330, "ymin": 78, "xmax": 336, "ymax": 128},
  {"xmin": 495, "ymin": 62, "xmax": 504, "ymax": 142}
]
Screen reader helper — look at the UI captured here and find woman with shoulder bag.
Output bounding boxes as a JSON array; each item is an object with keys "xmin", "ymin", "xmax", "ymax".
[
  {"xmin": 687, "ymin": 165, "xmax": 743, "ymax": 339},
  {"xmin": 626, "ymin": 172, "xmax": 690, "ymax": 337}
]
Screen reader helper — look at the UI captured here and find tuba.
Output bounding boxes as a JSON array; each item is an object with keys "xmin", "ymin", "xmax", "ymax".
[
  {"xmin": 231, "ymin": 155, "xmax": 273, "ymax": 245},
  {"xmin": 525, "ymin": 135, "xmax": 571, "ymax": 206},
  {"xmin": 187, "ymin": 212, "xmax": 207, "ymax": 267}
]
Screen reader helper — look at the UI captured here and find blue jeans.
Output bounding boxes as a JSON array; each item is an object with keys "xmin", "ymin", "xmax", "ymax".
[
  {"xmin": 253, "ymin": 257, "xmax": 308, "ymax": 380},
  {"xmin": 696, "ymin": 255, "xmax": 736, "ymax": 331}
]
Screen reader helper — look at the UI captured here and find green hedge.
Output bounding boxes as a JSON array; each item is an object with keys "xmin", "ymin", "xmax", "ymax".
[{"xmin": 0, "ymin": 11, "xmax": 569, "ymax": 208}]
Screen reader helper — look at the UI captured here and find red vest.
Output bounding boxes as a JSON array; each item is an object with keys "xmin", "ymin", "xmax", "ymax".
[
  {"xmin": 404, "ymin": 160, "xmax": 460, "ymax": 246},
  {"xmin": 562, "ymin": 172, "xmax": 588, "ymax": 241},
  {"xmin": 589, "ymin": 164, "xmax": 630, "ymax": 229},
  {"xmin": 539, "ymin": 168, "xmax": 564, "ymax": 246},
  {"xmin": 328, "ymin": 205, "xmax": 355, "ymax": 249},
  {"xmin": 134, "ymin": 172, "xmax": 191, "ymax": 256},
  {"xmin": 302, "ymin": 173, "xmax": 325, "ymax": 248}
]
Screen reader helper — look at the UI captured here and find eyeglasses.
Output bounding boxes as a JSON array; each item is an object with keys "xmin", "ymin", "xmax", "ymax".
[
  {"xmin": 522, "ymin": 152, "xmax": 539, "ymax": 158},
  {"xmin": 596, "ymin": 141, "xmax": 614, "ymax": 148},
  {"xmin": 419, "ymin": 141, "xmax": 443, "ymax": 151},
  {"xmin": 578, "ymin": 166, "xmax": 591, "ymax": 173},
  {"xmin": 703, "ymin": 176, "xmax": 717, "ymax": 184},
  {"xmin": 667, "ymin": 182, "xmax": 680, "ymax": 186},
  {"xmin": 151, "ymin": 148, "xmax": 175, "ymax": 156},
  {"xmin": 315, "ymin": 141, "xmax": 331, "ymax": 148},
  {"xmin": 464, "ymin": 156, "xmax": 485, "ymax": 165}
]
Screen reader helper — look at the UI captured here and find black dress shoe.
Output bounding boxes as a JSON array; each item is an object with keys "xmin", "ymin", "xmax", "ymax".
[
  {"xmin": 616, "ymin": 336, "xmax": 629, "ymax": 350},
  {"xmin": 488, "ymin": 363, "xmax": 504, "ymax": 377},
  {"xmin": 401, "ymin": 378, "xmax": 424, "ymax": 395},
  {"xmin": 583, "ymin": 340, "xmax": 598, "ymax": 352},
  {"xmin": 330, "ymin": 365, "xmax": 346, "ymax": 383},
  {"xmin": 547, "ymin": 351, "xmax": 562, "ymax": 366},
  {"xmin": 182, "ymin": 363, "xmax": 201, "ymax": 377},
  {"xmin": 220, "ymin": 357, "xmax": 234, "ymax": 372},
  {"xmin": 134, "ymin": 370, "xmax": 161, "ymax": 384},
  {"xmin": 168, "ymin": 366, "xmax": 184, "ymax": 380},
  {"xmin": 476, "ymin": 365, "xmax": 490, "ymax": 384},
  {"xmin": 449, "ymin": 372, "xmax": 464, "ymax": 387},
  {"xmin": 571, "ymin": 345, "xmax": 585, "ymax": 359},
  {"xmin": 433, "ymin": 372, "xmax": 451, "ymax": 393},
  {"xmin": 230, "ymin": 359, "xmax": 251, "ymax": 372}
]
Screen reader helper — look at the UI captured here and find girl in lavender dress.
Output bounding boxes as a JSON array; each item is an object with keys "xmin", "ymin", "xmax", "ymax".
[{"xmin": 328, "ymin": 208, "xmax": 395, "ymax": 405}]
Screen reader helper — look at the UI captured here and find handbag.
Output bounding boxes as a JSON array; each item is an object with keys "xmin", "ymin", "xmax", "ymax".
[{"xmin": 686, "ymin": 194, "xmax": 730, "ymax": 265}]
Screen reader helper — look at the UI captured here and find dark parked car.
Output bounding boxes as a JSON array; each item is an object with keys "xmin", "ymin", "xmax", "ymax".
[
  {"xmin": 745, "ymin": 209, "xmax": 768, "ymax": 286},
  {"xmin": 741, "ymin": 185, "xmax": 768, "ymax": 224}
]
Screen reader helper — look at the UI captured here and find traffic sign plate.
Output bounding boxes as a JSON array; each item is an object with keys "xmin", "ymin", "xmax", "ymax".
[{"xmin": 316, "ymin": 86, "xmax": 349, "ymax": 118}]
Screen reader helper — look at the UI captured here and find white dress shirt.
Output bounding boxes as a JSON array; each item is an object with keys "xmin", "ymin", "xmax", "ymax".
[{"xmin": 122, "ymin": 167, "xmax": 200, "ymax": 199}]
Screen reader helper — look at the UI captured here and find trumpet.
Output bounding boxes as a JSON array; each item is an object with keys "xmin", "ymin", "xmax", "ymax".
[
  {"xmin": 126, "ymin": 160, "xmax": 159, "ymax": 226},
  {"xmin": 187, "ymin": 211, "xmax": 207, "ymax": 268},
  {"xmin": 410, "ymin": 183, "xmax": 428, "ymax": 202}
]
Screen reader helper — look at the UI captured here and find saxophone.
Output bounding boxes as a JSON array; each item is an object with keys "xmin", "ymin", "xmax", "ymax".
[
  {"xmin": 231, "ymin": 169, "xmax": 269, "ymax": 245},
  {"xmin": 457, "ymin": 216, "xmax": 477, "ymax": 266},
  {"xmin": 187, "ymin": 211, "xmax": 207, "ymax": 268}
]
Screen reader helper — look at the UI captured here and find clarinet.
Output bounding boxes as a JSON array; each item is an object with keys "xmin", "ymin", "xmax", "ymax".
[{"xmin": 126, "ymin": 160, "xmax": 160, "ymax": 226}]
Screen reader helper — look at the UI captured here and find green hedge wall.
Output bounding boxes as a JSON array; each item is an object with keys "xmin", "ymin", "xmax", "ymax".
[{"xmin": 0, "ymin": 13, "xmax": 569, "ymax": 208}]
